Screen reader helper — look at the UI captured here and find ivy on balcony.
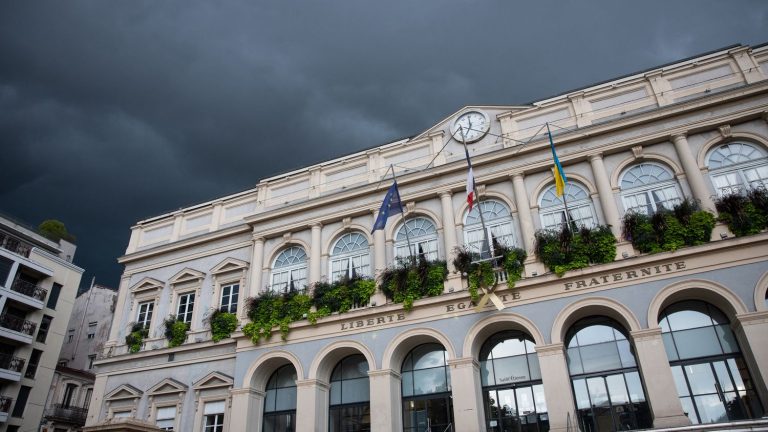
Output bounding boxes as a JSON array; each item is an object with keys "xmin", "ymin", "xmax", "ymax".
[
  {"xmin": 242, "ymin": 290, "xmax": 313, "ymax": 344},
  {"xmin": 380, "ymin": 258, "xmax": 448, "ymax": 311},
  {"xmin": 454, "ymin": 244, "xmax": 526, "ymax": 302},
  {"xmin": 125, "ymin": 323, "xmax": 148, "ymax": 353},
  {"xmin": 207, "ymin": 310, "xmax": 239, "ymax": 342},
  {"xmin": 312, "ymin": 276, "xmax": 376, "ymax": 315},
  {"xmin": 163, "ymin": 316, "xmax": 190, "ymax": 348},
  {"xmin": 623, "ymin": 198, "xmax": 715, "ymax": 254},
  {"xmin": 536, "ymin": 225, "xmax": 616, "ymax": 277},
  {"xmin": 715, "ymin": 188, "xmax": 768, "ymax": 237}
]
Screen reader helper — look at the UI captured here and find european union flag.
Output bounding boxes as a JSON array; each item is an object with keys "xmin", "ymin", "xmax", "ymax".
[{"xmin": 371, "ymin": 181, "xmax": 403, "ymax": 233}]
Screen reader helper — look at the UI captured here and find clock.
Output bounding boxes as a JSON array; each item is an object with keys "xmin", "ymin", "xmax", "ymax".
[{"xmin": 451, "ymin": 110, "xmax": 490, "ymax": 143}]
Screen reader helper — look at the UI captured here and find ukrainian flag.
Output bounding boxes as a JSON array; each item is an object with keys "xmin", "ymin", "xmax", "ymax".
[{"xmin": 547, "ymin": 123, "xmax": 568, "ymax": 196}]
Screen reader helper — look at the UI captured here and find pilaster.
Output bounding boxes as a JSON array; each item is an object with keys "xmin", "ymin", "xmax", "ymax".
[
  {"xmin": 439, "ymin": 191, "xmax": 458, "ymax": 274},
  {"xmin": 733, "ymin": 311, "xmax": 768, "ymax": 412},
  {"xmin": 588, "ymin": 154, "xmax": 622, "ymax": 237},
  {"xmin": 369, "ymin": 369, "xmax": 401, "ymax": 432},
  {"xmin": 296, "ymin": 379, "xmax": 330, "ymax": 432},
  {"xmin": 536, "ymin": 343, "xmax": 576, "ymax": 432},
  {"xmin": 228, "ymin": 387, "xmax": 265, "ymax": 432},
  {"xmin": 630, "ymin": 328, "xmax": 690, "ymax": 428},
  {"xmin": 511, "ymin": 174, "xmax": 535, "ymax": 255},
  {"xmin": 249, "ymin": 235, "xmax": 265, "ymax": 298},
  {"xmin": 671, "ymin": 133, "xmax": 715, "ymax": 212},
  {"xmin": 310, "ymin": 223, "xmax": 322, "ymax": 285},
  {"xmin": 447, "ymin": 357, "xmax": 485, "ymax": 431},
  {"xmin": 729, "ymin": 46, "xmax": 764, "ymax": 84}
]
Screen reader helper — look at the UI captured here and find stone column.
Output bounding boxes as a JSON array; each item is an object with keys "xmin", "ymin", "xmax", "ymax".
[
  {"xmin": 228, "ymin": 388, "xmax": 265, "ymax": 432},
  {"xmin": 589, "ymin": 154, "xmax": 622, "ymax": 237},
  {"xmin": 630, "ymin": 328, "xmax": 690, "ymax": 428},
  {"xmin": 439, "ymin": 191, "xmax": 458, "ymax": 273},
  {"xmin": 733, "ymin": 311, "xmax": 768, "ymax": 412},
  {"xmin": 511, "ymin": 174, "xmax": 535, "ymax": 255},
  {"xmin": 373, "ymin": 210, "xmax": 387, "ymax": 276},
  {"xmin": 309, "ymin": 223, "xmax": 322, "ymax": 285},
  {"xmin": 448, "ymin": 358, "xmax": 485, "ymax": 431},
  {"xmin": 249, "ymin": 236, "xmax": 265, "ymax": 298},
  {"xmin": 369, "ymin": 369, "xmax": 401, "ymax": 432},
  {"xmin": 107, "ymin": 275, "xmax": 132, "ymax": 343},
  {"xmin": 85, "ymin": 374, "xmax": 109, "ymax": 426},
  {"xmin": 536, "ymin": 343, "xmax": 577, "ymax": 432},
  {"xmin": 296, "ymin": 379, "xmax": 329, "ymax": 432},
  {"xmin": 671, "ymin": 134, "xmax": 715, "ymax": 212}
]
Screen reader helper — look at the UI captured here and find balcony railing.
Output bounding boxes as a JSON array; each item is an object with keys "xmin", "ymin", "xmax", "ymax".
[
  {"xmin": 0, "ymin": 233, "xmax": 32, "ymax": 258},
  {"xmin": 0, "ymin": 353, "xmax": 25, "ymax": 372},
  {"xmin": 10, "ymin": 279, "xmax": 47, "ymax": 302},
  {"xmin": 45, "ymin": 403, "xmax": 88, "ymax": 426},
  {"xmin": 0, "ymin": 396, "xmax": 12, "ymax": 413},
  {"xmin": 0, "ymin": 314, "xmax": 37, "ymax": 336}
]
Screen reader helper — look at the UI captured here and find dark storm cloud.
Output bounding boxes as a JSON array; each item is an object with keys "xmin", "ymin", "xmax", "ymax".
[{"xmin": 0, "ymin": 0, "xmax": 766, "ymax": 288}]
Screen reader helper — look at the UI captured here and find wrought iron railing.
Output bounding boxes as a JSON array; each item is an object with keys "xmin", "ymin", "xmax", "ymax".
[
  {"xmin": 0, "ymin": 314, "xmax": 37, "ymax": 335},
  {"xmin": 45, "ymin": 403, "xmax": 88, "ymax": 426},
  {"xmin": 10, "ymin": 279, "xmax": 48, "ymax": 301},
  {"xmin": 0, "ymin": 353, "xmax": 25, "ymax": 372},
  {"xmin": 0, "ymin": 233, "xmax": 32, "ymax": 258},
  {"xmin": 0, "ymin": 396, "xmax": 12, "ymax": 413}
]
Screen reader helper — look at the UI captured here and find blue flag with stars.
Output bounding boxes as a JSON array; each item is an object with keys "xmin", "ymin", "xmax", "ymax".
[{"xmin": 371, "ymin": 181, "xmax": 403, "ymax": 233}]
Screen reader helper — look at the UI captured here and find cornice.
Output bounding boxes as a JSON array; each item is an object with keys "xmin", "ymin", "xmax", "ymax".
[
  {"xmin": 118, "ymin": 225, "xmax": 251, "ymax": 265},
  {"xmin": 630, "ymin": 327, "xmax": 663, "ymax": 342}
]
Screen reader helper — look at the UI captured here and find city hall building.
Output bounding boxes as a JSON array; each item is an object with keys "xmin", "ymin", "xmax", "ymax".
[{"xmin": 86, "ymin": 43, "xmax": 768, "ymax": 432}]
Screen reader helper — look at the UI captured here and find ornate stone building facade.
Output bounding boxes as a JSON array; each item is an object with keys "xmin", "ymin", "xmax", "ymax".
[{"xmin": 87, "ymin": 43, "xmax": 768, "ymax": 432}]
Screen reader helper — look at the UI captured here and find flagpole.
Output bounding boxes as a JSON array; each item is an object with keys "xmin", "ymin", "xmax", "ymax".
[
  {"xmin": 390, "ymin": 165, "xmax": 416, "ymax": 265},
  {"xmin": 546, "ymin": 123, "xmax": 573, "ymax": 230},
  {"xmin": 459, "ymin": 126, "xmax": 493, "ymax": 260}
]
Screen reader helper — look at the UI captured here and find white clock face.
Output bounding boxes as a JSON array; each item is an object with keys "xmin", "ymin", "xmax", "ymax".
[{"xmin": 452, "ymin": 111, "xmax": 489, "ymax": 143}]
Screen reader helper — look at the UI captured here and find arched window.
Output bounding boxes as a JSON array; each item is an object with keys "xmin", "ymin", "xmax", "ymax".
[
  {"xmin": 566, "ymin": 317, "xmax": 652, "ymax": 432},
  {"xmin": 620, "ymin": 162, "xmax": 682, "ymax": 215},
  {"xmin": 271, "ymin": 246, "xmax": 307, "ymax": 293},
  {"xmin": 263, "ymin": 364, "xmax": 297, "ymax": 432},
  {"xmin": 330, "ymin": 232, "xmax": 370, "ymax": 281},
  {"xmin": 395, "ymin": 217, "xmax": 438, "ymax": 262},
  {"xmin": 660, "ymin": 300, "xmax": 764, "ymax": 424},
  {"xmin": 463, "ymin": 200, "xmax": 515, "ymax": 255},
  {"xmin": 329, "ymin": 355, "xmax": 370, "ymax": 432},
  {"xmin": 706, "ymin": 142, "xmax": 768, "ymax": 196},
  {"xmin": 539, "ymin": 182, "xmax": 597, "ymax": 230},
  {"xmin": 480, "ymin": 331, "xmax": 548, "ymax": 432},
  {"xmin": 401, "ymin": 343, "xmax": 453, "ymax": 432}
]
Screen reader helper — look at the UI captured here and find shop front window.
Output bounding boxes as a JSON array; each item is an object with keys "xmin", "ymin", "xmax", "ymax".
[
  {"xmin": 401, "ymin": 343, "xmax": 453, "ymax": 432},
  {"xmin": 329, "ymin": 354, "xmax": 370, "ymax": 432},
  {"xmin": 263, "ymin": 364, "xmax": 297, "ymax": 432}
]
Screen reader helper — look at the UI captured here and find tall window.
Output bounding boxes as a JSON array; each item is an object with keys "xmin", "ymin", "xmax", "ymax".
[
  {"xmin": 137, "ymin": 301, "xmax": 154, "ymax": 328},
  {"xmin": 176, "ymin": 293, "xmax": 195, "ymax": 324},
  {"xmin": 660, "ymin": 300, "xmax": 763, "ymax": 424},
  {"xmin": 706, "ymin": 142, "xmax": 768, "ymax": 196},
  {"xmin": 330, "ymin": 233, "xmax": 370, "ymax": 281},
  {"xmin": 264, "ymin": 364, "xmax": 297, "ymax": 432},
  {"xmin": 11, "ymin": 385, "xmax": 31, "ymax": 418},
  {"xmin": 271, "ymin": 247, "xmax": 308, "ymax": 293},
  {"xmin": 46, "ymin": 283, "xmax": 63, "ymax": 309},
  {"xmin": 395, "ymin": 217, "xmax": 439, "ymax": 262},
  {"xmin": 480, "ymin": 331, "xmax": 549, "ymax": 432},
  {"xmin": 620, "ymin": 162, "xmax": 681, "ymax": 215},
  {"xmin": 62, "ymin": 383, "xmax": 77, "ymax": 408},
  {"xmin": 87, "ymin": 322, "xmax": 97, "ymax": 339},
  {"xmin": 203, "ymin": 401, "xmax": 225, "ymax": 432},
  {"xmin": 36, "ymin": 315, "xmax": 52, "ymax": 343},
  {"xmin": 463, "ymin": 200, "xmax": 515, "ymax": 255},
  {"xmin": 401, "ymin": 344, "xmax": 453, "ymax": 432},
  {"xmin": 539, "ymin": 182, "xmax": 596, "ymax": 230},
  {"xmin": 566, "ymin": 317, "xmax": 652, "ymax": 432},
  {"xmin": 155, "ymin": 405, "xmax": 176, "ymax": 431},
  {"xmin": 219, "ymin": 283, "xmax": 239, "ymax": 313},
  {"xmin": 329, "ymin": 355, "xmax": 370, "ymax": 432}
]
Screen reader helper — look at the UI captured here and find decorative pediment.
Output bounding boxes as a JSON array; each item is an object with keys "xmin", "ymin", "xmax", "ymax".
[
  {"xmin": 130, "ymin": 277, "xmax": 164, "ymax": 294},
  {"xmin": 105, "ymin": 384, "xmax": 143, "ymax": 401},
  {"xmin": 193, "ymin": 371, "xmax": 233, "ymax": 391},
  {"xmin": 169, "ymin": 268, "xmax": 206, "ymax": 285},
  {"xmin": 210, "ymin": 258, "xmax": 248, "ymax": 276},
  {"xmin": 147, "ymin": 378, "xmax": 188, "ymax": 396}
]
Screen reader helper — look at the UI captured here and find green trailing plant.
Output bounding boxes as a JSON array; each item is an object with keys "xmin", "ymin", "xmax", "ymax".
[
  {"xmin": 312, "ymin": 276, "xmax": 376, "ymax": 315},
  {"xmin": 453, "ymin": 245, "xmax": 527, "ymax": 302},
  {"xmin": 242, "ymin": 289, "xmax": 313, "ymax": 344},
  {"xmin": 125, "ymin": 322, "xmax": 148, "ymax": 353},
  {"xmin": 208, "ymin": 309, "xmax": 238, "ymax": 342},
  {"xmin": 715, "ymin": 189, "xmax": 768, "ymax": 237},
  {"xmin": 163, "ymin": 316, "xmax": 189, "ymax": 348},
  {"xmin": 623, "ymin": 198, "xmax": 715, "ymax": 253},
  {"xmin": 380, "ymin": 257, "xmax": 448, "ymax": 311},
  {"xmin": 536, "ymin": 225, "xmax": 616, "ymax": 277}
]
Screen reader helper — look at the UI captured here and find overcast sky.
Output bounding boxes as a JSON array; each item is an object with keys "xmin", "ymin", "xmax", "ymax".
[{"xmin": 1, "ymin": 1, "xmax": 766, "ymax": 289}]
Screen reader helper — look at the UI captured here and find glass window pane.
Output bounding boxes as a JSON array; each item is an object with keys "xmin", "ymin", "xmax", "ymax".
[
  {"xmin": 411, "ymin": 345, "xmax": 445, "ymax": 369},
  {"xmin": 413, "ymin": 368, "xmax": 448, "ymax": 395},
  {"xmin": 341, "ymin": 355, "xmax": 368, "ymax": 379},
  {"xmin": 527, "ymin": 353, "xmax": 541, "ymax": 380},
  {"xmin": 680, "ymin": 396, "xmax": 699, "ymax": 424},
  {"xmin": 616, "ymin": 339, "xmax": 637, "ymax": 368},
  {"xmin": 265, "ymin": 390, "xmax": 276, "ymax": 412},
  {"xmin": 579, "ymin": 342, "xmax": 622, "ymax": 373},
  {"xmin": 274, "ymin": 387, "xmax": 296, "ymax": 411},
  {"xmin": 401, "ymin": 371, "xmax": 413, "ymax": 397},
  {"xmin": 330, "ymin": 382, "xmax": 341, "ymax": 405},
  {"xmin": 492, "ymin": 356, "xmax": 531, "ymax": 384},
  {"xmin": 665, "ymin": 304, "xmax": 713, "ymax": 331},
  {"xmin": 624, "ymin": 371, "xmax": 646, "ymax": 402},
  {"xmin": 694, "ymin": 394, "xmax": 728, "ymax": 424},
  {"xmin": 480, "ymin": 360, "xmax": 495, "ymax": 387},
  {"xmin": 686, "ymin": 363, "xmax": 718, "ymax": 395},
  {"xmin": 516, "ymin": 386, "xmax": 536, "ymax": 416},
  {"xmin": 662, "ymin": 333, "xmax": 679, "ymax": 361},
  {"xmin": 497, "ymin": 389, "xmax": 517, "ymax": 416},
  {"xmin": 727, "ymin": 358, "xmax": 746, "ymax": 392},
  {"xmin": 341, "ymin": 378, "xmax": 369, "ymax": 404},
  {"xmin": 574, "ymin": 325, "xmax": 616, "ymax": 345},
  {"xmin": 606, "ymin": 374, "xmax": 629, "ymax": 404},
  {"xmin": 586, "ymin": 377, "xmax": 610, "ymax": 407},
  {"xmin": 671, "ymin": 366, "xmax": 690, "ymax": 396},
  {"xmin": 715, "ymin": 325, "xmax": 740, "ymax": 353},
  {"xmin": 573, "ymin": 378, "xmax": 590, "ymax": 410},
  {"xmin": 490, "ymin": 338, "xmax": 528, "ymax": 358},
  {"xmin": 533, "ymin": 384, "xmax": 547, "ymax": 413},
  {"xmin": 713, "ymin": 361, "xmax": 735, "ymax": 393},
  {"xmin": 672, "ymin": 327, "xmax": 723, "ymax": 359},
  {"xmin": 566, "ymin": 347, "xmax": 583, "ymax": 375}
]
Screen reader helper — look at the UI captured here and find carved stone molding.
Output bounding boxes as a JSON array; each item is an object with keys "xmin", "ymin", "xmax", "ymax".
[
  {"xmin": 718, "ymin": 124, "xmax": 732, "ymax": 138},
  {"xmin": 631, "ymin": 146, "xmax": 643, "ymax": 158}
]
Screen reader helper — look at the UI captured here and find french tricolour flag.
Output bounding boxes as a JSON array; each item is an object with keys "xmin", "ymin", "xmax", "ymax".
[{"xmin": 465, "ymin": 147, "xmax": 475, "ymax": 210}]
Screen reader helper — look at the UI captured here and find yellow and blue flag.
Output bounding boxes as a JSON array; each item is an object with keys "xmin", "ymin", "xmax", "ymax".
[{"xmin": 546, "ymin": 123, "xmax": 568, "ymax": 196}]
